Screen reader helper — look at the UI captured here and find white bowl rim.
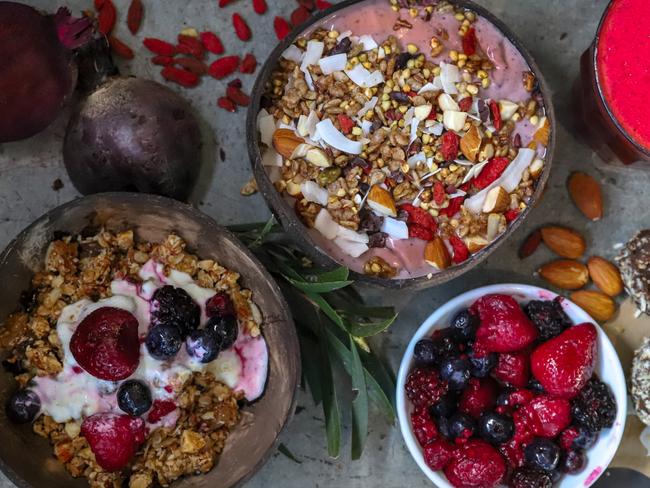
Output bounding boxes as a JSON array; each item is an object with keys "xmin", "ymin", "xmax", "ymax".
[{"xmin": 396, "ymin": 283, "xmax": 627, "ymax": 488}]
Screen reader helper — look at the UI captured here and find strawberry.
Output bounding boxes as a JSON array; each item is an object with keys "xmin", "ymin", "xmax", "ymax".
[
  {"xmin": 459, "ymin": 377, "xmax": 497, "ymax": 418},
  {"xmin": 520, "ymin": 396, "xmax": 571, "ymax": 438},
  {"xmin": 530, "ymin": 323, "xmax": 597, "ymax": 399},
  {"xmin": 81, "ymin": 414, "xmax": 145, "ymax": 471},
  {"xmin": 444, "ymin": 439, "xmax": 506, "ymax": 488},
  {"xmin": 470, "ymin": 295, "xmax": 538, "ymax": 354},
  {"xmin": 492, "ymin": 351, "xmax": 530, "ymax": 387},
  {"xmin": 70, "ymin": 307, "xmax": 140, "ymax": 381}
]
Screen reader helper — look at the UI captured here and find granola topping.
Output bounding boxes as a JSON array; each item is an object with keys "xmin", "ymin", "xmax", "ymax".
[{"xmin": 258, "ymin": 0, "xmax": 549, "ymax": 279}]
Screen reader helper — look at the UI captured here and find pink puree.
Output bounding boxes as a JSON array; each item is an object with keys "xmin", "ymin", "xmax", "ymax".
[{"xmin": 597, "ymin": 0, "xmax": 650, "ymax": 149}]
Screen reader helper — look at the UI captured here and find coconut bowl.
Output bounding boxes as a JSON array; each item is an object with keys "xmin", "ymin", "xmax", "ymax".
[
  {"xmin": 247, "ymin": 0, "xmax": 556, "ymax": 290},
  {"xmin": 0, "ymin": 193, "xmax": 300, "ymax": 488}
]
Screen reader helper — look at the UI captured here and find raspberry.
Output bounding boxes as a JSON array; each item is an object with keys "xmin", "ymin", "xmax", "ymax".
[
  {"xmin": 424, "ymin": 438, "xmax": 456, "ymax": 470},
  {"xmin": 558, "ymin": 426, "xmax": 579, "ymax": 451},
  {"xmin": 499, "ymin": 438, "xmax": 526, "ymax": 469},
  {"xmin": 151, "ymin": 285, "xmax": 200, "ymax": 336},
  {"xmin": 571, "ymin": 377, "xmax": 616, "ymax": 432},
  {"xmin": 509, "ymin": 467, "xmax": 552, "ymax": 488},
  {"xmin": 492, "ymin": 351, "xmax": 530, "ymax": 387},
  {"xmin": 405, "ymin": 367, "xmax": 448, "ymax": 408},
  {"xmin": 520, "ymin": 396, "xmax": 571, "ymax": 438},
  {"xmin": 147, "ymin": 399, "xmax": 177, "ymax": 424},
  {"xmin": 81, "ymin": 413, "xmax": 145, "ymax": 471},
  {"xmin": 206, "ymin": 292, "xmax": 235, "ymax": 318},
  {"xmin": 411, "ymin": 407, "xmax": 439, "ymax": 446},
  {"xmin": 524, "ymin": 299, "xmax": 572, "ymax": 342},
  {"xmin": 459, "ymin": 377, "xmax": 497, "ymax": 418},
  {"xmin": 444, "ymin": 439, "xmax": 506, "ymax": 488}
]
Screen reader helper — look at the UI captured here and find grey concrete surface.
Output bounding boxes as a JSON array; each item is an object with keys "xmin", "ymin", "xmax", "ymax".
[{"xmin": 1, "ymin": 0, "xmax": 649, "ymax": 487}]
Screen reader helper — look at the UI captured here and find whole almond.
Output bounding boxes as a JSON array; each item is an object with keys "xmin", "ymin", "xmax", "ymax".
[
  {"xmin": 538, "ymin": 260, "xmax": 589, "ymax": 290},
  {"xmin": 424, "ymin": 237, "xmax": 451, "ymax": 270},
  {"xmin": 540, "ymin": 226, "xmax": 586, "ymax": 259},
  {"xmin": 567, "ymin": 172, "xmax": 603, "ymax": 221},
  {"xmin": 272, "ymin": 128, "xmax": 304, "ymax": 158},
  {"xmin": 587, "ymin": 256, "xmax": 624, "ymax": 296},
  {"xmin": 570, "ymin": 290, "xmax": 617, "ymax": 322}
]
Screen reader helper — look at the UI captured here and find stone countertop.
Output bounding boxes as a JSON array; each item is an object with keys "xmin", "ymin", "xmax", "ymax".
[{"xmin": 0, "ymin": 0, "xmax": 648, "ymax": 487}]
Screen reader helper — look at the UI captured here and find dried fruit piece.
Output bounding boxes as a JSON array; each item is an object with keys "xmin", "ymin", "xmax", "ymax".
[
  {"xmin": 519, "ymin": 230, "xmax": 542, "ymax": 259},
  {"xmin": 161, "ymin": 66, "xmax": 199, "ymax": 87},
  {"xmin": 316, "ymin": 0, "xmax": 333, "ymax": 8},
  {"xmin": 567, "ymin": 172, "xmax": 603, "ymax": 221},
  {"xmin": 218, "ymin": 96, "xmax": 236, "ymax": 113},
  {"xmin": 274, "ymin": 16, "xmax": 291, "ymax": 40},
  {"xmin": 587, "ymin": 256, "xmax": 623, "ymax": 296},
  {"xmin": 450, "ymin": 235, "xmax": 470, "ymax": 264},
  {"xmin": 440, "ymin": 131, "xmax": 460, "ymax": 161},
  {"xmin": 109, "ymin": 36, "xmax": 134, "ymax": 60},
  {"xmin": 151, "ymin": 55, "xmax": 174, "ymax": 66},
  {"xmin": 174, "ymin": 57, "xmax": 208, "ymax": 76},
  {"xmin": 440, "ymin": 196, "xmax": 463, "ymax": 218},
  {"xmin": 482, "ymin": 186, "xmax": 509, "ymax": 213},
  {"xmin": 367, "ymin": 186, "xmax": 397, "ymax": 217},
  {"xmin": 337, "ymin": 114, "xmax": 355, "ymax": 135},
  {"xmin": 240, "ymin": 53, "xmax": 257, "ymax": 73},
  {"xmin": 127, "ymin": 0, "xmax": 143, "ymax": 34},
  {"xmin": 538, "ymin": 260, "xmax": 589, "ymax": 290},
  {"xmin": 425, "ymin": 237, "xmax": 451, "ymax": 270},
  {"xmin": 208, "ymin": 55, "xmax": 240, "ymax": 79},
  {"xmin": 200, "ymin": 31, "xmax": 224, "ymax": 55},
  {"xmin": 143, "ymin": 38, "xmax": 176, "ymax": 56},
  {"xmin": 433, "ymin": 181, "xmax": 445, "ymax": 205},
  {"xmin": 472, "ymin": 157, "xmax": 509, "ymax": 190},
  {"xmin": 272, "ymin": 129, "xmax": 305, "ymax": 158},
  {"xmin": 291, "ymin": 6, "xmax": 311, "ymax": 26},
  {"xmin": 226, "ymin": 85, "xmax": 250, "ymax": 106},
  {"xmin": 534, "ymin": 116, "xmax": 550, "ymax": 146},
  {"xmin": 177, "ymin": 34, "xmax": 205, "ymax": 60},
  {"xmin": 462, "ymin": 27, "xmax": 477, "ymax": 56},
  {"xmin": 489, "ymin": 100, "xmax": 502, "ymax": 131},
  {"xmin": 540, "ymin": 226, "xmax": 586, "ymax": 259},
  {"xmin": 504, "ymin": 209, "xmax": 520, "ymax": 222},
  {"xmin": 97, "ymin": 0, "xmax": 116, "ymax": 35},
  {"xmin": 253, "ymin": 0, "xmax": 268, "ymax": 14},
  {"xmin": 218, "ymin": 0, "xmax": 236, "ymax": 6},
  {"xmin": 232, "ymin": 13, "xmax": 251, "ymax": 41},
  {"xmin": 570, "ymin": 290, "xmax": 617, "ymax": 322}
]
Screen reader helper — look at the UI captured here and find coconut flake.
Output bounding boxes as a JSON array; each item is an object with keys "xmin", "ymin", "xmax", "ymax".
[
  {"xmin": 258, "ymin": 113, "xmax": 276, "ymax": 146},
  {"xmin": 447, "ymin": 190, "xmax": 467, "ymax": 199},
  {"xmin": 403, "ymin": 107, "xmax": 415, "ymax": 126},
  {"xmin": 418, "ymin": 82, "xmax": 438, "ymax": 94},
  {"xmin": 301, "ymin": 181, "xmax": 329, "ymax": 206},
  {"xmin": 461, "ymin": 160, "xmax": 489, "ymax": 184},
  {"xmin": 359, "ymin": 35, "xmax": 378, "ymax": 51},
  {"xmin": 316, "ymin": 119, "xmax": 363, "ymax": 154},
  {"xmin": 381, "ymin": 218, "xmax": 409, "ymax": 240},
  {"xmin": 407, "ymin": 152, "xmax": 427, "ymax": 167},
  {"xmin": 465, "ymin": 148, "xmax": 536, "ymax": 213},
  {"xmin": 333, "ymin": 237, "xmax": 369, "ymax": 258},
  {"xmin": 297, "ymin": 111, "xmax": 320, "ymax": 138},
  {"xmin": 440, "ymin": 62, "xmax": 460, "ymax": 95},
  {"xmin": 337, "ymin": 226, "xmax": 370, "ymax": 244},
  {"xmin": 424, "ymin": 123, "xmax": 444, "ymax": 136},
  {"xmin": 360, "ymin": 119, "xmax": 374, "ymax": 135},
  {"xmin": 357, "ymin": 97, "xmax": 378, "ymax": 118},
  {"xmin": 438, "ymin": 93, "xmax": 460, "ymax": 112},
  {"xmin": 345, "ymin": 64, "xmax": 384, "ymax": 88},
  {"xmin": 314, "ymin": 209, "xmax": 338, "ymax": 240},
  {"xmin": 301, "ymin": 40, "xmax": 324, "ymax": 69},
  {"xmin": 262, "ymin": 149, "xmax": 282, "ymax": 167},
  {"xmin": 319, "ymin": 54, "xmax": 347, "ymax": 75},
  {"xmin": 337, "ymin": 30, "xmax": 352, "ymax": 41},
  {"xmin": 410, "ymin": 117, "xmax": 420, "ymax": 144},
  {"xmin": 377, "ymin": 46, "xmax": 386, "ymax": 59},
  {"xmin": 282, "ymin": 45, "xmax": 304, "ymax": 63}
]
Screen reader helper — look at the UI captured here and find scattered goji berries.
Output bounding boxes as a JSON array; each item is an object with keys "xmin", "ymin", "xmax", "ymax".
[
  {"xmin": 274, "ymin": 17, "xmax": 291, "ymax": 40},
  {"xmin": 504, "ymin": 209, "xmax": 520, "ymax": 222},
  {"xmin": 400, "ymin": 203, "xmax": 438, "ymax": 241},
  {"xmin": 232, "ymin": 13, "xmax": 252, "ymax": 41},
  {"xmin": 440, "ymin": 196, "xmax": 464, "ymax": 218},
  {"xmin": 490, "ymin": 99, "xmax": 502, "ymax": 130},
  {"xmin": 440, "ymin": 132, "xmax": 460, "ymax": 161},
  {"xmin": 127, "ymin": 0, "xmax": 143, "ymax": 35},
  {"xmin": 458, "ymin": 97, "xmax": 473, "ymax": 112},
  {"xmin": 253, "ymin": 0, "xmax": 268, "ymax": 14},
  {"xmin": 449, "ymin": 235, "xmax": 470, "ymax": 264},
  {"xmin": 315, "ymin": 0, "xmax": 333, "ymax": 9},
  {"xmin": 337, "ymin": 114, "xmax": 355, "ymax": 135},
  {"xmin": 218, "ymin": 97, "xmax": 237, "ymax": 112},
  {"xmin": 226, "ymin": 84, "xmax": 251, "ymax": 106},
  {"xmin": 94, "ymin": 0, "xmax": 106, "ymax": 8},
  {"xmin": 462, "ymin": 27, "xmax": 477, "ymax": 56},
  {"xmin": 161, "ymin": 66, "xmax": 199, "ymax": 88},
  {"xmin": 297, "ymin": 0, "xmax": 316, "ymax": 9},
  {"xmin": 174, "ymin": 57, "xmax": 208, "ymax": 76},
  {"xmin": 433, "ymin": 181, "xmax": 446, "ymax": 205},
  {"xmin": 218, "ymin": 0, "xmax": 237, "ymax": 7},
  {"xmin": 240, "ymin": 54, "xmax": 257, "ymax": 73},
  {"xmin": 472, "ymin": 157, "xmax": 509, "ymax": 190},
  {"xmin": 177, "ymin": 34, "xmax": 205, "ymax": 60},
  {"xmin": 291, "ymin": 6, "xmax": 311, "ymax": 26},
  {"xmin": 109, "ymin": 36, "xmax": 134, "ymax": 59},
  {"xmin": 143, "ymin": 38, "xmax": 176, "ymax": 56},
  {"xmin": 209, "ymin": 55, "xmax": 240, "ymax": 79},
  {"xmin": 200, "ymin": 31, "xmax": 224, "ymax": 55},
  {"xmin": 151, "ymin": 55, "xmax": 174, "ymax": 66},
  {"xmin": 97, "ymin": 0, "xmax": 116, "ymax": 35}
]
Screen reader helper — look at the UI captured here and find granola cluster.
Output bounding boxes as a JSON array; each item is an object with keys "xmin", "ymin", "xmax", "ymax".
[
  {"xmin": 258, "ymin": 0, "xmax": 549, "ymax": 278},
  {"xmin": 1, "ymin": 230, "xmax": 262, "ymax": 487}
]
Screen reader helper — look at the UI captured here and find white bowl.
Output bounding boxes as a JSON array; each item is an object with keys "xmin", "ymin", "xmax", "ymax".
[{"xmin": 396, "ymin": 284, "xmax": 626, "ymax": 488}]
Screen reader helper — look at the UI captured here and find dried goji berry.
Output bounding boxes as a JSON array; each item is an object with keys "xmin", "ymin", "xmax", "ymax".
[
  {"xmin": 232, "ymin": 13, "xmax": 251, "ymax": 41},
  {"xmin": 240, "ymin": 53, "xmax": 257, "ymax": 73},
  {"xmin": 143, "ymin": 38, "xmax": 176, "ymax": 56},
  {"xmin": 433, "ymin": 181, "xmax": 446, "ymax": 205},
  {"xmin": 337, "ymin": 114, "xmax": 355, "ymax": 135},
  {"xmin": 226, "ymin": 85, "xmax": 250, "ymax": 106},
  {"xmin": 151, "ymin": 55, "xmax": 174, "ymax": 66},
  {"xmin": 504, "ymin": 209, "xmax": 520, "ymax": 222},
  {"xmin": 253, "ymin": 0, "xmax": 268, "ymax": 15},
  {"xmin": 316, "ymin": 0, "xmax": 333, "ymax": 8},
  {"xmin": 177, "ymin": 34, "xmax": 205, "ymax": 59},
  {"xmin": 449, "ymin": 235, "xmax": 470, "ymax": 264},
  {"xmin": 297, "ymin": 0, "xmax": 316, "ymax": 10},
  {"xmin": 228, "ymin": 78, "xmax": 242, "ymax": 88},
  {"xmin": 127, "ymin": 0, "xmax": 143, "ymax": 35},
  {"xmin": 490, "ymin": 99, "xmax": 502, "ymax": 131},
  {"xmin": 440, "ymin": 196, "xmax": 463, "ymax": 217},
  {"xmin": 94, "ymin": 0, "xmax": 106, "ymax": 8},
  {"xmin": 97, "ymin": 0, "xmax": 116, "ymax": 35},
  {"xmin": 400, "ymin": 204, "xmax": 437, "ymax": 233},
  {"xmin": 462, "ymin": 27, "xmax": 477, "ymax": 56},
  {"xmin": 175, "ymin": 57, "xmax": 208, "ymax": 75},
  {"xmin": 218, "ymin": 0, "xmax": 236, "ymax": 6},
  {"xmin": 161, "ymin": 66, "xmax": 199, "ymax": 88},
  {"xmin": 109, "ymin": 36, "xmax": 134, "ymax": 59},
  {"xmin": 440, "ymin": 131, "xmax": 460, "ymax": 161},
  {"xmin": 458, "ymin": 97, "xmax": 473, "ymax": 112},
  {"xmin": 218, "ymin": 96, "xmax": 236, "ymax": 112},
  {"xmin": 472, "ymin": 157, "xmax": 509, "ymax": 190},
  {"xmin": 409, "ymin": 225, "xmax": 435, "ymax": 241},
  {"xmin": 208, "ymin": 55, "xmax": 240, "ymax": 79},
  {"xmin": 274, "ymin": 17, "xmax": 291, "ymax": 40},
  {"xmin": 291, "ymin": 6, "xmax": 311, "ymax": 26},
  {"xmin": 200, "ymin": 32, "xmax": 224, "ymax": 55}
]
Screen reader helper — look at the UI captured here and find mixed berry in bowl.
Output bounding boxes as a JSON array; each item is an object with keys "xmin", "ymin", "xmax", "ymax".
[{"xmin": 404, "ymin": 294, "xmax": 617, "ymax": 487}]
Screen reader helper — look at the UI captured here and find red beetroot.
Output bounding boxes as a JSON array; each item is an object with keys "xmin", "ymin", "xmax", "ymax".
[
  {"xmin": 530, "ymin": 323, "xmax": 597, "ymax": 399},
  {"xmin": 424, "ymin": 438, "xmax": 456, "ymax": 470},
  {"xmin": 143, "ymin": 38, "xmax": 176, "ymax": 56},
  {"xmin": 253, "ymin": 0, "xmax": 268, "ymax": 14},
  {"xmin": 81, "ymin": 413, "xmax": 145, "ymax": 471},
  {"xmin": 200, "ymin": 31, "xmax": 224, "ymax": 55},
  {"xmin": 240, "ymin": 53, "xmax": 257, "ymax": 73},
  {"xmin": 147, "ymin": 399, "xmax": 177, "ymax": 423},
  {"xmin": 209, "ymin": 55, "xmax": 240, "ymax": 79},
  {"xmin": 459, "ymin": 378, "xmax": 498, "ymax": 418},
  {"xmin": 492, "ymin": 351, "xmax": 530, "ymax": 387},
  {"xmin": 444, "ymin": 439, "xmax": 506, "ymax": 488},
  {"xmin": 70, "ymin": 307, "xmax": 140, "ymax": 381},
  {"xmin": 411, "ymin": 407, "xmax": 438, "ymax": 446},
  {"xmin": 232, "ymin": 13, "xmax": 251, "ymax": 41},
  {"xmin": 520, "ymin": 396, "xmax": 572, "ymax": 438},
  {"xmin": 471, "ymin": 294, "xmax": 538, "ymax": 354},
  {"xmin": 274, "ymin": 16, "xmax": 291, "ymax": 40}
]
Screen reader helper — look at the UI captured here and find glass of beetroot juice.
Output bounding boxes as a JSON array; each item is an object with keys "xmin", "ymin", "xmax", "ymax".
[{"xmin": 575, "ymin": 0, "xmax": 650, "ymax": 166}]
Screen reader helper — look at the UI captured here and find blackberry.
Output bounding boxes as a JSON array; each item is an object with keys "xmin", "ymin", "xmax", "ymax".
[
  {"xmin": 429, "ymin": 391, "xmax": 458, "ymax": 418},
  {"xmin": 571, "ymin": 377, "xmax": 616, "ymax": 432},
  {"xmin": 405, "ymin": 367, "xmax": 448, "ymax": 408},
  {"xmin": 524, "ymin": 299, "xmax": 572, "ymax": 341},
  {"xmin": 509, "ymin": 467, "xmax": 552, "ymax": 488},
  {"xmin": 151, "ymin": 285, "xmax": 200, "ymax": 336}
]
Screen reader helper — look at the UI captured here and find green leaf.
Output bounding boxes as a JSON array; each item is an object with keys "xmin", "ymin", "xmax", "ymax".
[
  {"xmin": 339, "ymin": 305, "xmax": 397, "ymax": 319},
  {"xmin": 349, "ymin": 336, "xmax": 368, "ymax": 460},
  {"xmin": 278, "ymin": 443, "xmax": 302, "ymax": 464},
  {"xmin": 284, "ymin": 276, "xmax": 353, "ymax": 294},
  {"xmin": 318, "ymin": 320, "xmax": 341, "ymax": 458},
  {"xmin": 361, "ymin": 350, "xmax": 396, "ymax": 412},
  {"xmin": 305, "ymin": 293, "xmax": 346, "ymax": 331},
  {"xmin": 348, "ymin": 313, "xmax": 398, "ymax": 338},
  {"xmin": 299, "ymin": 335, "xmax": 323, "ymax": 405},
  {"xmin": 311, "ymin": 267, "xmax": 349, "ymax": 283},
  {"xmin": 249, "ymin": 217, "xmax": 278, "ymax": 248}
]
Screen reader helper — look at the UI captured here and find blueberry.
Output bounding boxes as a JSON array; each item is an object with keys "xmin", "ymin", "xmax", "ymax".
[
  {"xmin": 573, "ymin": 427, "xmax": 598, "ymax": 450},
  {"xmin": 525, "ymin": 438, "xmax": 561, "ymax": 472},
  {"xmin": 145, "ymin": 323, "xmax": 183, "ymax": 360},
  {"xmin": 6, "ymin": 389, "xmax": 41, "ymax": 424},
  {"xmin": 560, "ymin": 450, "xmax": 586, "ymax": 474},
  {"xmin": 205, "ymin": 314, "xmax": 238, "ymax": 351},
  {"xmin": 437, "ymin": 416, "xmax": 452, "ymax": 439},
  {"xmin": 151, "ymin": 285, "xmax": 200, "ymax": 336},
  {"xmin": 451, "ymin": 309, "xmax": 479, "ymax": 341},
  {"xmin": 414, "ymin": 339, "xmax": 438, "ymax": 367},
  {"xmin": 478, "ymin": 412, "xmax": 514, "ymax": 445},
  {"xmin": 428, "ymin": 391, "xmax": 458, "ymax": 419},
  {"xmin": 186, "ymin": 329, "xmax": 221, "ymax": 363},
  {"xmin": 117, "ymin": 380, "xmax": 152, "ymax": 417},
  {"xmin": 448, "ymin": 412, "xmax": 476, "ymax": 440},
  {"xmin": 430, "ymin": 329, "xmax": 460, "ymax": 362},
  {"xmin": 528, "ymin": 378, "xmax": 545, "ymax": 393},
  {"xmin": 469, "ymin": 351, "xmax": 497, "ymax": 378},
  {"xmin": 440, "ymin": 357, "xmax": 471, "ymax": 390},
  {"xmin": 496, "ymin": 387, "xmax": 515, "ymax": 407}
]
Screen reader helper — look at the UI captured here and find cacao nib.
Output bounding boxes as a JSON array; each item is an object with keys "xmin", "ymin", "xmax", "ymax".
[
  {"xmin": 369, "ymin": 232, "xmax": 388, "ymax": 248},
  {"xmin": 359, "ymin": 209, "xmax": 384, "ymax": 233},
  {"xmin": 329, "ymin": 36, "xmax": 351, "ymax": 56},
  {"xmin": 390, "ymin": 91, "xmax": 410, "ymax": 103},
  {"xmin": 513, "ymin": 133, "xmax": 522, "ymax": 148},
  {"xmin": 477, "ymin": 99, "xmax": 490, "ymax": 123},
  {"xmin": 395, "ymin": 52, "xmax": 414, "ymax": 69}
]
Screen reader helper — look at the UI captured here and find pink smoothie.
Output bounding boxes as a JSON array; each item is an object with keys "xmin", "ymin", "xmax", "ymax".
[{"xmin": 597, "ymin": 0, "xmax": 650, "ymax": 150}]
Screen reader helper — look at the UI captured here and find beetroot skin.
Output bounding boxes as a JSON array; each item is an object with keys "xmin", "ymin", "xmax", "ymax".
[
  {"xmin": 63, "ymin": 76, "xmax": 202, "ymax": 200},
  {"xmin": 0, "ymin": 3, "xmax": 91, "ymax": 142}
]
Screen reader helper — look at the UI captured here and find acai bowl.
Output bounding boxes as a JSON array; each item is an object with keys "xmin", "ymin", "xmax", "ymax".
[
  {"xmin": 248, "ymin": 0, "xmax": 555, "ymax": 289},
  {"xmin": 0, "ymin": 194, "xmax": 300, "ymax": 488}
]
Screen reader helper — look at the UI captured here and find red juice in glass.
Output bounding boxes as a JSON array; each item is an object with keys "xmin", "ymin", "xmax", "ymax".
[{"xmin": 576, "ymin": 0, "xmax": 650, "ymax": 166}]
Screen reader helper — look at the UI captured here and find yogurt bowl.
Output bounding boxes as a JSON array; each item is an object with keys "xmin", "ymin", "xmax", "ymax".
[{"xmin": 396, "ymin": 284, "xmax": 626, "ymax": 487}]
